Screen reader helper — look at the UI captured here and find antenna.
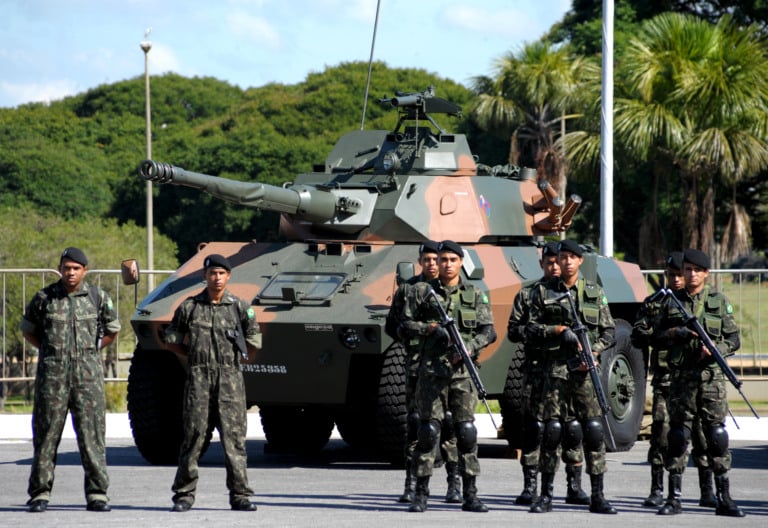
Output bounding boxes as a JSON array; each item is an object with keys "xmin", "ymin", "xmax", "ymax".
[{"xmin": 359, "ymin": 0, "xmax": 382, "ymax": 130}]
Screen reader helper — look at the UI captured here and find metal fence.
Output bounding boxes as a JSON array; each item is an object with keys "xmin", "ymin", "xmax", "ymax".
[
  {"xmin": 1, "ymin": 267, "xmax": 765, "ymax": 394},
  {"xmin": 0, "ymin": 269, "xmax": 174, "ymax": 400}
]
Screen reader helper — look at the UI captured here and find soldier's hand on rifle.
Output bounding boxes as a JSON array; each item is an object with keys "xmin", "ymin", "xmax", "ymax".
[
  {"xmin": 432, "ymin": 324, "xmax": 450, "ymax": 346},
  {"xmin": 560, "ymin": 327, "xmax": 581, "ymax": 350}
]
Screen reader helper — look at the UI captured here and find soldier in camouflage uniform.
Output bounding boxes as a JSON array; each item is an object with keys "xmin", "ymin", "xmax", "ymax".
[
  {"xmin": 385, "ymin": 240, "xmax": 461, "ymax": 504},
  {"xmin": 632, "ymin": 252, "xmax": 716, "ymax": 508},
  {"xmin": 508, "ymin": 241, "xmax": 589, "ymax": 506},
  {"xmin": 21, "ymin": 247, "xmax": 121, "ymax": 513},
  {"xmin": 398, "ymin": 240, "xmax": 496, "ymax": 513},
  {"xmin": 524, "ymin": 239, "xmax": 617, "ymax": 514},
  {"xmin": 164, "ymin": 254, "xmax": 262, "ymax": 513},
  {"xmin": 653, "ymin": 249, "xmax": 746, "ymax": 517}
]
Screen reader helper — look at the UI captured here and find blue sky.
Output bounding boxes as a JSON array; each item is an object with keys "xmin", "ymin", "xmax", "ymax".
[{"xmin": 0, "ymin": 0, "xmax": 571, "ymax": 108}]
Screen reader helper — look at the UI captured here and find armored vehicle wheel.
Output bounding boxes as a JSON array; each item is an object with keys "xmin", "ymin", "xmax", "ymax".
[
  {"xmin": 335, "ymin": 407, "xmax": 376, "ymax": 449},
  {"xmin": 375, "ymin": 344, "xmax": 408, "ymax": 466},
  {"xmin": 498, "ymin": 343, "xmax": 526, "ymax": 449},
  {"xmin": 600, "ymin": 319, "xmax": 646, "ymax": 452},
  {"xmin": 259, "ymin": 405, "xmax": 334, "ymax": 453},
  {"xmin": 127, "ymin": 347, "xmax": 186, "ymax": 465}
]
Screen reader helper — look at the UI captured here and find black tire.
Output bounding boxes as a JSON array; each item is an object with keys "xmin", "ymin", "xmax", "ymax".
[
  {"xmin": 600, "ymin": 319, "xmax": 646, "ymax": 452},
  {"xmin": 334, "ymin": 408, "xmax": 376, "ymax": 450},
  {"xmin": 127, "ymin": 347, "xmax": 186, "ymax": 465},
  {"xmin": 375, "ymin": 344, "xmax": 408, "ymax": 466},
  {"xmin": 498, "ymin": 343, "xmax": 526, "ymax": 449},
  {"xmin": 259, "ymin": 405, "xmax": 334, "ymax": 453}
]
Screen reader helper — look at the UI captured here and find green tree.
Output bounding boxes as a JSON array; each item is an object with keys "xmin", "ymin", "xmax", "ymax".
[
  {"xmin": 468, "ymin": 41, "xmax": 598, "ymax": 195},
  {"xmin": 567, "ymin": 13, "xmax": 768, "ymax": 264}
]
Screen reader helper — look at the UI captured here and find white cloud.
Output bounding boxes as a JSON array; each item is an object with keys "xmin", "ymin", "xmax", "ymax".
[
  {"xmin": 147, "ymin": 43, "xmax": 183, "ymax": 75},
  {"xmin": 0, "ymin": 79, "xmax": 79, "ymax": 106},
  {"xmin": 227, "ymin": 11, "xmax": 281, "ymax": 49}
]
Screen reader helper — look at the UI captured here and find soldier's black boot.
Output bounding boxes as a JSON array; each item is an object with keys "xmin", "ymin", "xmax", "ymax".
[
  {"xmin": 408, "ymin": 476, "xmax": 430, "ymax": 512},
  {"xmin": 398, "ymin": 465, "xmax": 415, "ymax": 503},
  {"xmin": 658, "ymin": 473, "xmax": 682, "ymax": 515},
  {"xmin": 565, "ymin": 464, "xmax": 591, "ymax": 505},
  {"xmin": 715, "ymin": 473, "xmax": 746, "ymax": 517},
  {"xmin": 515, "ymin": 465, "xmax": 538, "ymax": 505},
  {"xmin": 529, "ymin": 472, "xmax": 554, "ymax": 513},
  {"xmin": 444, "ymin": 462, "xmax": 462, "ymax": 503},
  {"xmin": 698, "ymin": 467, "xmax": 717, "ymax": 508},
  {"xmin": 460, "ymin": 475, "xmax": 488, "ymax": 512},
  {"xmin": 588, "ymin": 473, "xmax": 618, "ymax": 514},
  {"xmin": 643, "ymin": 464, "xmax": 665, "ymax": 507}
]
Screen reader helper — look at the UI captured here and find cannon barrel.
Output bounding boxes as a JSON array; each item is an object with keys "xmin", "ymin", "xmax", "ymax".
[{"xmin": 138, "ymin": 160, "xmax": 350, "ymax": 222}]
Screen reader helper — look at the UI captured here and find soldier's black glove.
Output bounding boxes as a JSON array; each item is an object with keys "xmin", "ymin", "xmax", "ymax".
[
  {"xmin": 663, "ymin": 326, "xmax": 697, "ymax": 342},
  {"xmin": 560, "ymin": 328, "xmax": 579, "ymax": 349},
  {"xmin": 433, "ymin": 325, "xmax": 450, "ymax": 346}
]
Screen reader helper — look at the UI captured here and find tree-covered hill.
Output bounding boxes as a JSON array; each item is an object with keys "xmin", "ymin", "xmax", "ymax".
[{"xmin": 0, "ymin": 62, "xmax": 478, "ymax": 264}]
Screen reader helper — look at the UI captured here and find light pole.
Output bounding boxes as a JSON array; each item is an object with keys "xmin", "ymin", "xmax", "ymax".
[{"xmin": 140, "ymin": 28, "xmax": 154, "ymax": 290}]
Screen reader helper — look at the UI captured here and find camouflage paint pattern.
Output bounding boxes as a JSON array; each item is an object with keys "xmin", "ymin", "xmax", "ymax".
[
  {"xmin": 165, "ymin": 288, "xmax": 259, "ymax": 504},
  {"xmin": 20, "ymin": 281, "xmax": 120, "ymax": 504}
]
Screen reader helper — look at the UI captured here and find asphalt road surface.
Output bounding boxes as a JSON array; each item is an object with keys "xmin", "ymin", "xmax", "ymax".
[{"xmin": 0, "ymin": 435, "xmax": 765, "ymax": 527}]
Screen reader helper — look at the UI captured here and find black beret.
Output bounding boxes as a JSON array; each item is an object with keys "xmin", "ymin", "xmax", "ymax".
[
  {"xmin": 557, "ymin": 239, "xmax": 583, "ymax": 257},
  {"xmin": 204, "ymin": 253, "xmax": 232, "ymax": 272},
  {"xmin": 438, "ymin": 240, "xmax": 463, "ymax": 258},
  {"xmin": 60, "ymin": 247, "xmax": 88, "ymax": 266},
  {"xmin": 419, "ymin": 240, "xmax": 440, "ymax": 255},
  {"xmin": 683, "ymin": 248, "xmax": 710, "ymax": 270},
  {"xmin": 542, "ymin": 241, "xmax": 559, "ymax": 257},
  {"xmin": 665, "ymin": 251, "xmax": 684, "ymax": 271}
]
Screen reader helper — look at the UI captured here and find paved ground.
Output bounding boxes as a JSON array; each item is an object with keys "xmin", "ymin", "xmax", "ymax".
[{"xmin": 0, "ymin": 415, "xmax": 766, "ymax": 527}]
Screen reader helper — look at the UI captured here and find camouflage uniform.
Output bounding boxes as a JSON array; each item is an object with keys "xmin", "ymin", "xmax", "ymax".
[
  {"xmin": 387, "ymin": 273, "xmax": 460, "ymax": 503},
  {"xmin": 653, "ymin": 285, "xmax": 738, "ymax": 473},
  {"xmin": 508, "ymin": 279, "xmax": 588, "ymax": 505},
  {"xmin": 399, "ymin": 277, "xmax": 496, "ymax": 511},
  {"xmin": 20, "ymin": 281, "xmax": 120, "ymax": 505},
  {"xmin": 524, "ymin": 276, "xmax": 616, "ymax": 513},
  {"xmin": 164, "ymin": 288, "xmax": 261, "ymax": 507},
  {"xmin": 632, "ymin": 294, "xmax": 714, "ymax": 507}
]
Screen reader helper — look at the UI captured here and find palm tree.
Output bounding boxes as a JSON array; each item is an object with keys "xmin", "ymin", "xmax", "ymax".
[
  {"xmin": 610, "ymin": 13, "xmax": 768, "ymax": 263},
  {"xmin": 468, "ymin": 41, "xmax": 598, "ymax": 196}
]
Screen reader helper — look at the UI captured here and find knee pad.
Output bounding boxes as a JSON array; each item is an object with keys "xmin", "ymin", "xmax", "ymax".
[
  {"xmin": 582, "ymin": 418, "xmax": 604, "ymax": 452},
  {"xmin": 562, "ymin": 419, "xmax": 583, "ymax": 451},
  {"xmin": 416, "ymin": 420, "xmax": 440, "ymax": 452},
  {"xmin": 406, "ymin": 411, "xmax": 420, "ymax": 442},
  {"xmin": 667, "ymin": 426, "xmax": 690, "ymax": 458},
  {"xmin": 706, "ymin": 425, "xmax": 729, "ymax": 457},
  {"xmin": 455, "ymin": 421, "xmax": 477, "ymax": 453},
  {"xmin": 523, "ymin": 420, "xmax": 544, "ymax": 451},
  {"xmin": 542, "ymin": 420, "xmax": 562, "ymax": 451}
]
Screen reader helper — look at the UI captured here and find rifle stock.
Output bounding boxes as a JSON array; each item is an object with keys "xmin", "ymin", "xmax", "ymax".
[
  {"xmin": 659, "ymin": 288, "xmax": 760, "ymax": 420},
  {"xmin": 425, "ymin": 288, "xmax": 497, "ymax": 429}
]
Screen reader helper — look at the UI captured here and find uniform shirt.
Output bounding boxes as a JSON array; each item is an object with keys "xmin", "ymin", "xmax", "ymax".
[
  {"xmin": 164, "ymin": 289, "xmax": 261, "ymax": 368},
  {"xmin": 652, "ymin": 285, "xmax": 739, "ymax": 370},
  {"xmin": 632, "ymin": 291, "xmax": 671, "ymax": 384},
  {"xmin": 20, "ymin": 281, "xmax": 121, "ymax": 358},
  {"xmin": 525, "ymin": 276, "xmax": 615, "ymax": 357},
  {"xmin": 398, "ymin": 278, "xmax": 496, "ymax": 377}
]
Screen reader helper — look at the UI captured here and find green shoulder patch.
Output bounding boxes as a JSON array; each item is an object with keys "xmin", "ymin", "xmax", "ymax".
[
  {"xmin": 601, "ymin": 295, "xmax": 608, "ymax": 305},
  {"xmin": 246, "ymin": 307, "xmax": 256, "ymax": 319},
  {"xmin": 726, "ymin": 304, "xmax": 733, "ymax": 314},
  {"xmin": 482, "ymin": 293, "xmax": 489, "ymax": 304}
]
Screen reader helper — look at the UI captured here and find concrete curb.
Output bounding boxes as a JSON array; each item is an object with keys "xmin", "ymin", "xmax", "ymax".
[{"xmin": 0, "ymin": 413, "xmax": 765, "ymax": 442}]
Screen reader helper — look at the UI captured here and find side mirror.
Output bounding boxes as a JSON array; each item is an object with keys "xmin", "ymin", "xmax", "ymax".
[
  {"xmin": 395, "ymin": 261, "xmax": 415, "ymax": 286},
  {"xmin": 121, "ymin": 259, "xmax": 140, "ymax": 285}
]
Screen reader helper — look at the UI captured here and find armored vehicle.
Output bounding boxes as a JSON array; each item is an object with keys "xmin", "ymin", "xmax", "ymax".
[{"xmin": 127, "ymin": 88, "xmax": 648, "ymax": 465}]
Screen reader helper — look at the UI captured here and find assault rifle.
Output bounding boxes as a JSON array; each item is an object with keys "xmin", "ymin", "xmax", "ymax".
[
  {"xmin": 425, "ymin": 287, "xmax": 497, "ymax": 429},
  {"xmin": 657, "ymin": 287, "xmax": 760, "ymax": 420},
  {"xmin": 552, "ymin": 290, "xmax": 616, "ymax": 450}
]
